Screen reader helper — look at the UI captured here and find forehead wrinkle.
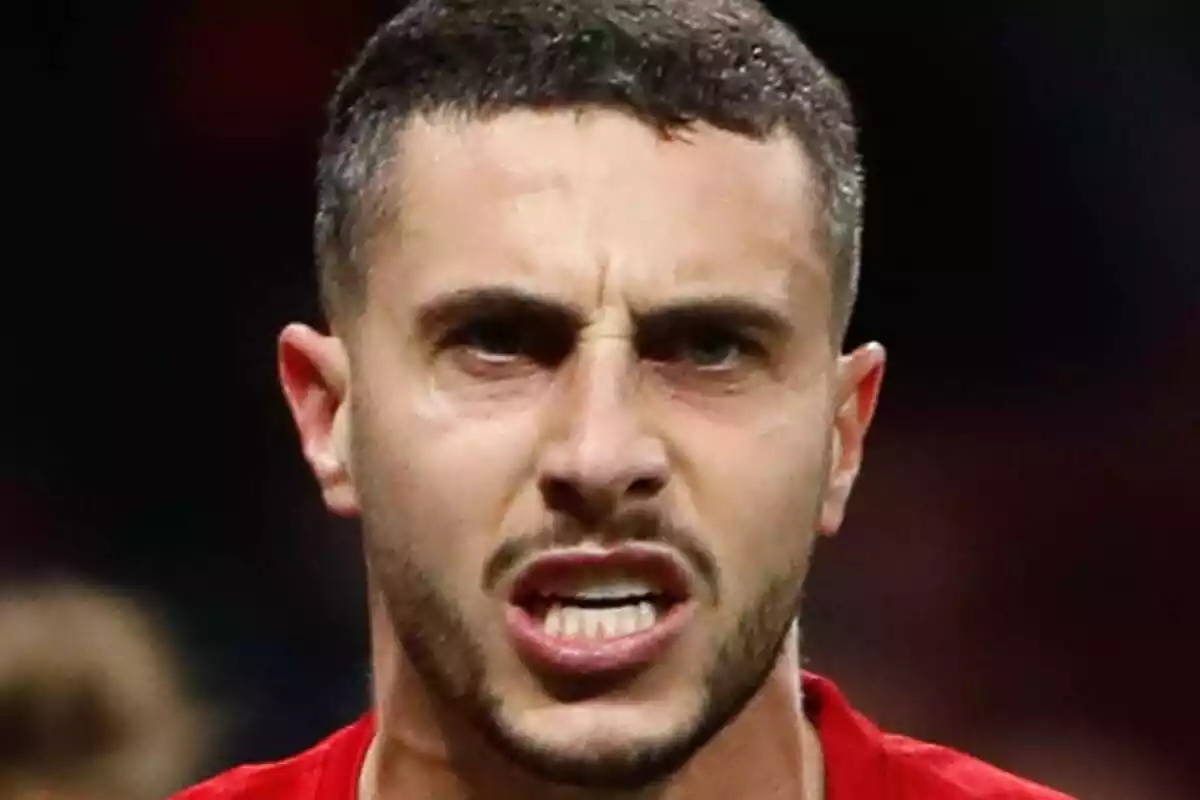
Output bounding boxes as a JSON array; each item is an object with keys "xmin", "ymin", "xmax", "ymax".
[
  {"xmin": 382, "ymin": 110, "xmax": 830, "ymax": 338},
  {"xmin": 579, "ymin": 302, "xmax": 630, "ymax": 342}
]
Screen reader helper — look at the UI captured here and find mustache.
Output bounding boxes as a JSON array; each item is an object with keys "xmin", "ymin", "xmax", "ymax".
[{"xmin": 483, "ymin": 506, "xmax": 719, "ymax": 600}]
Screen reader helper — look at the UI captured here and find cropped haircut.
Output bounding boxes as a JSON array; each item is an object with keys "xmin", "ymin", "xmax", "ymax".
[{"xmin": 315, "ymin": 0, "xmax": 863, "ymax": 335}]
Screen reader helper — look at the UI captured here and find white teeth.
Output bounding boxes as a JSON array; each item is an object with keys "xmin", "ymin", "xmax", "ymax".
[
  {"xmin": 617, "ymin": 605, "xmax": 640, "ymax": 636},
  {"xmin": 541, "ymin": 602, "xmax": 659, "ymax": 639},
  {"xmin": 637, "ymin": 601, "xmax": 655, "ymax": 631},
  {"xmin": 562, "ymin": 606, "xmax": 582, "ymax": 637},
  {"xmin": 616, "ymin": 610, "xmax": 635, "ymax": 637},
  {"xmin": 543, "ymin": 605, "xmax": 563, "ymax": 637},
  {"xmin": 543, "ymin": 575, "xmax": 660, "ymax": 601}
]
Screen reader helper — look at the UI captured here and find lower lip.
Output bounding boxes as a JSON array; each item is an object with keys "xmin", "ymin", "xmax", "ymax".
[{"xmin": 506, "ymin": 601, "xmax": 695, "ymax": 678}]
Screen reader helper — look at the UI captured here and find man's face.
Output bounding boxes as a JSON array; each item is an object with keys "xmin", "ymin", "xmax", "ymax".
[{"xmin": 283, "ymin": 109, "xmax": 882, "ymax": 787}]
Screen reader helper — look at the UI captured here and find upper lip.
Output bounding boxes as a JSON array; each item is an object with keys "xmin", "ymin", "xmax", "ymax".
[{"xmin": 507, "ymin": 545, "xmax": 694, "ymax": 606}]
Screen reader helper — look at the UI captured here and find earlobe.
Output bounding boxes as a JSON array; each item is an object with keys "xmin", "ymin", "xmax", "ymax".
[
  {"xmin": 818, "ymin": 342, "xmax": 886, "ymax": 536},
  {"xmin": 278, "ymin": 324, "xmax": 360, "ymax": 517}
]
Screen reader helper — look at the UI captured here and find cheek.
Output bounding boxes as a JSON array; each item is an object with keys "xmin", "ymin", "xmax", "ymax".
[
  {"xmin": 356, "ymin": 377, "xmax": 544, "ymax": 585},
  {"xmin": 672, "ymin": 399, "xmax": 830, "ymax": 599}
]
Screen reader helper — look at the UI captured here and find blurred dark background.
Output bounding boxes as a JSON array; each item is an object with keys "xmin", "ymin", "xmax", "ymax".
[{"xmin": 22, "ymin": 1, "xmax": 1200, "ymax": 796}]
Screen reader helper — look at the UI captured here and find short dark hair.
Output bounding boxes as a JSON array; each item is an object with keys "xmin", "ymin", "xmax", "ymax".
[{"xmin": 316, "ymin": 0, "xmax": 863, "ymax": 334}]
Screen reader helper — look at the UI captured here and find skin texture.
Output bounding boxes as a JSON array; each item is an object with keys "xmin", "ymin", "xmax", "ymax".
[{"xmin": 279, "ymin": 108, "xmax": 885, "ymax": 799}]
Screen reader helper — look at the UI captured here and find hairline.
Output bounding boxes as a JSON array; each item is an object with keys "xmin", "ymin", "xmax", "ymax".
[{"xmin": 320, "ymin": 103, "xmax": 860, "ymax": 342}]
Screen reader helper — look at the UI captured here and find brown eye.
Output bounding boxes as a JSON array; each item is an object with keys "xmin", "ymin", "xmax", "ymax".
[
  {"xmin": 679, "ymin": 328, "xmax": 756, "ymax": 371},
  {"xmin": 640, "ymin": 323, "xmax": 764, "ymax": 373},
  {"xmin": 449, "ymin": 317, "xmax": 528, "ymax": 363},
  {"xmin": 440, "ymin": 314, "xmax": 573, "ymax": 373}
]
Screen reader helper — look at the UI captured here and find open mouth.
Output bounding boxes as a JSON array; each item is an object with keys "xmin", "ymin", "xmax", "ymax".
[{"xmin": 505, "ymin": 547, "xmax": 695, "ymax": 677}]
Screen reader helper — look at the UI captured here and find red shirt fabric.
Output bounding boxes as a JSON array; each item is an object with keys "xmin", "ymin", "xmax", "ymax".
[{"xmin": 173, "ymin": 673, "xmax": 1073, "ymax": 799}]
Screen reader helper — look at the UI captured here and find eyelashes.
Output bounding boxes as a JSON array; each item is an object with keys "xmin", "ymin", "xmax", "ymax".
[
  {"xmin": 415, "ymin": 288, "xmax": 789, "ymax": 391},
  {"xmin": 436, "ymin": 313, "xmax": 769, "ymax": 380},
  {"xmin": 437, "ymin": 313, "xmax": 574, "ymax": 370},
  {"xmin": 635, "ymin": 320, "xmax": 768, "ymax": 373}
]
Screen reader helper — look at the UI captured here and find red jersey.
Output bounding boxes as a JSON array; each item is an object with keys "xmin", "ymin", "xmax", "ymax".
[{"xmin": 174, "ymin": 673, "xmax": 1073, "ymax": 799}]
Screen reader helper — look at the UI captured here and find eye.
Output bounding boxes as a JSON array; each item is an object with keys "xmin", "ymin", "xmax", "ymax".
[
  {"xmin": 680, "ymin": 328, "xmax": 755, "ymax": 370},
  {"xmin": 439, "ymin": 314, "xmax": 573, "ymax": 373},
  {"xmin": 447, "ymin": 317, "xmax": 529, "ymax": 363},
  {"xmin": 639, "ymin": 323, "xmax": 765, "ymax": 373}
]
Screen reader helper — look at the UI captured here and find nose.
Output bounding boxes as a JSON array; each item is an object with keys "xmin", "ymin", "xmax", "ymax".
[{"xmin": 537, "ymin": 353, "xmax": 669, "ymax": 526}]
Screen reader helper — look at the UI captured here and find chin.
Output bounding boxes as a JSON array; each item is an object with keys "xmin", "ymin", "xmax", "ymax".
[{"xmin": 481, "ymin": 692, "xmax": 711, "ymax": 789}]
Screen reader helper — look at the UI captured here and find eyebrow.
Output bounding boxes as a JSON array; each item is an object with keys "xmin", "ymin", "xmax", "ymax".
[
  {"xmin": 633, "ymin": 297, "xmax": 795, "ymax": 340},
  {"xmin": 413, "ymin": 286, "xmax": 588, "ymax": 334},
  {"xmin": 412, "ymin": 286, "xmax": 794, "ymax": 341}
]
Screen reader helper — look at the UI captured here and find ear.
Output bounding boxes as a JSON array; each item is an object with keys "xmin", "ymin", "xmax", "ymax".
[
  {"xmin": 819, "ymin": 342, "xmax": 886, "ymax": 536},
  {"xmin": 278, "ymin": 323, "xmax": 359, "ymax": 517}
]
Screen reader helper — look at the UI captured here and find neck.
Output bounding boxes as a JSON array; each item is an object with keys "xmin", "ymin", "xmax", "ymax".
[{"xmin": 360, "ymin": 596, "xmax": 823, "ymax": 800}]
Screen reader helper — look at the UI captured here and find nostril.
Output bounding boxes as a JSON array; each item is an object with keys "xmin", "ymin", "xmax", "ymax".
[
  {"xmin": 540, "ymin": 477, "xmax": 584, "ymax": 518},
  {"xmin": 538, "ymin": 472, "xmax": 667, "ymax": 524},
  {"xmin": 627, "ymin": 475, "xmax": 666, "ymax": 498}
]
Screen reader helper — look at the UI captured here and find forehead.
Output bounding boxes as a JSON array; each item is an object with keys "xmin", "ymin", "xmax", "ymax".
[{"xmin": 370, "ymin": 108, "xmax": 829, "ymax": 321}]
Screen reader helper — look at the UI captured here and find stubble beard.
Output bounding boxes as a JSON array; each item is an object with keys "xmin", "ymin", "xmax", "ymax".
[{"xmin": 362, "ymin": 512, "xmax": 809, "ymax": 792}]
